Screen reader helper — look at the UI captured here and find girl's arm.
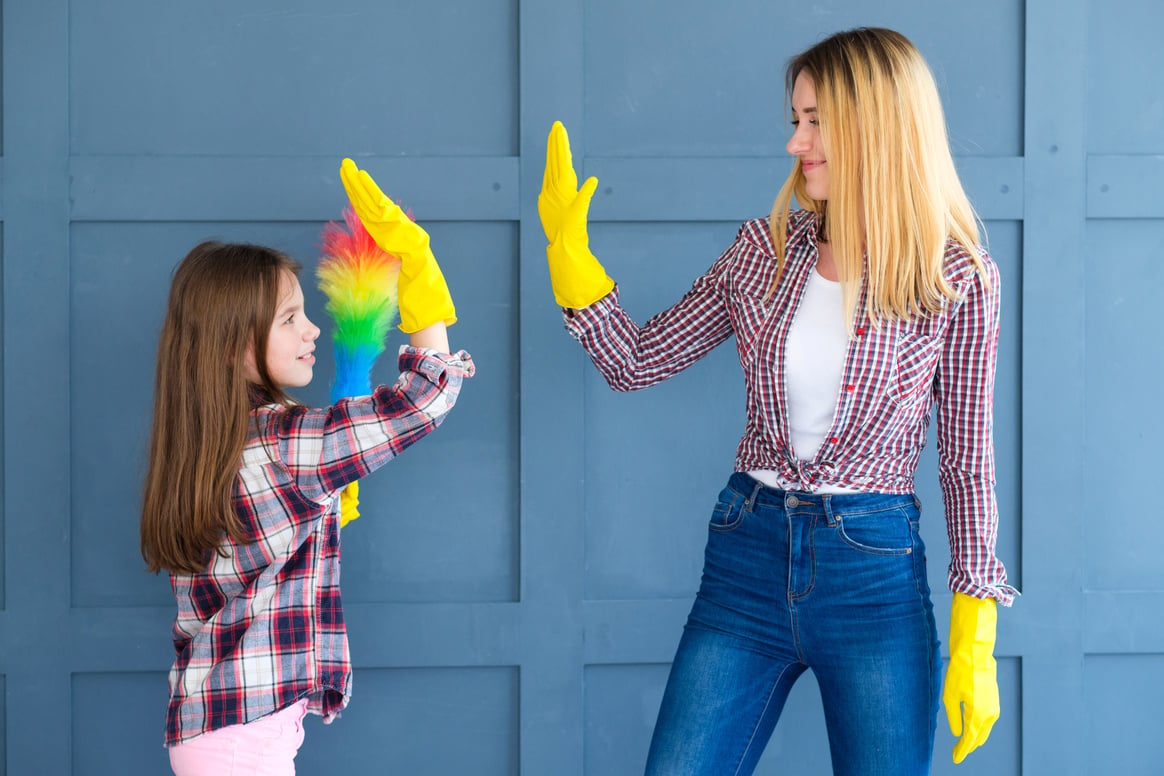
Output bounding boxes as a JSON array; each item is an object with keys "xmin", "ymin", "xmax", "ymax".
[
  {"xmin": 267, "ymin": 347, "xmax": 474, "ymax": 504},
  {"xmin": 409, "ymin": 321, "xmax": 449, "ymax": 354}
]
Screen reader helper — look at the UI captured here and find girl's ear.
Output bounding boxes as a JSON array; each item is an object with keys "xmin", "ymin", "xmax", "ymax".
[{"xmin": 241, "ymin": 342, "xmax": 260, "ymax": 384}]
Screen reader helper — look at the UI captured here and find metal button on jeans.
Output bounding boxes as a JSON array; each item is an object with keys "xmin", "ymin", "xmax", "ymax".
[{"xmin": 785, "ymin": 495, "xmax": 800, "ymax": 508}]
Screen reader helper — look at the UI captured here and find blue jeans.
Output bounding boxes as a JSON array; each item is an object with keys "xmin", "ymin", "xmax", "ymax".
[{"xmin": 644, "ymin": 473, "xmax": 941, "ymax": 776}]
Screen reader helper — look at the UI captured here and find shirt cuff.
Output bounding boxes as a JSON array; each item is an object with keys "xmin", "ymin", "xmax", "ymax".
[
  {"xmin": 562, "ymin": 285, "xmax": 621, "ymax": 341},
  {"xmin": 397, "ymin": 346, "xmax": 476, "ymax": 381},
  {"xmin": 950, "ymin": 577, "xmax": 1021, "ymax": 607}
]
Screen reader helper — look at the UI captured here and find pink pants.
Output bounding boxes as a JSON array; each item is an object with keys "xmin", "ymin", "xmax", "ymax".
[{"xmin": 169, "ymin": 699, "xmax": 308, "ymax": 776}]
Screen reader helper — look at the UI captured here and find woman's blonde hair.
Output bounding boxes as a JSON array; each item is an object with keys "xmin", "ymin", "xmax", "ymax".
[
  {"xmin": 769, "ymin": 27, "xmax": 987, "ymax": 326},
  {"xmin": 141, "ymin": 241, "xmax": 301, "ymax": 575}
]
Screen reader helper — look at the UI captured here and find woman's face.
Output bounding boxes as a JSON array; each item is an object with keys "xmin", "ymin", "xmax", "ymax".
[{"xmin": 786, "ymin": 71, "xmax": 828, "ymax": 201}]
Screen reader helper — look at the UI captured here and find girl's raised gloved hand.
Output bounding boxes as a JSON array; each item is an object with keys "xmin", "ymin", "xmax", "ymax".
[{"xmin": 340, "ymin": 158, "xmax": 457, "ymax": 333}]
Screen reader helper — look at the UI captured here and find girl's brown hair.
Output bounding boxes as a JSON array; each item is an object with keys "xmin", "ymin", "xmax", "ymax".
[
  {"xmin": 141, "ymin": 241, "xmax": 301, "ymax": 575},
  {"xmin": 769, "ymin": 27, "xmax": 988, "ymax": 329}
]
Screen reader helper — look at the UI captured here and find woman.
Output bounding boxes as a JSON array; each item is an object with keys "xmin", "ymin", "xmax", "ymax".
[{"xmin": 537, "ymin": 27, "xmax": 1014, "ymax": 775}]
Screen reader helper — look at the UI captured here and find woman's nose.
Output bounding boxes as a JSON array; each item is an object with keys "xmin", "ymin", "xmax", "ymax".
[{"xmin": 786, "ymin": 129, "xmax": 808, "ymax": 156}]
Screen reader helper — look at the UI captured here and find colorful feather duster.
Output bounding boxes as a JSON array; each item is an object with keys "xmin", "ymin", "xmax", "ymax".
[{"xmin": 316, "ymin": 207, "xmax": 402, "ymax": 526}]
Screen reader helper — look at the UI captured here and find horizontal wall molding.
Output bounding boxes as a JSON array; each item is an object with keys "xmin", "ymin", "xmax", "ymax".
[
  {"xmin": 68, "ymin": 156, "xmax": 521, "ymax": 222},
  {"xmin": 1087, "ymin": 155, "xmax": 1164, "ymax": 219},
  {"xmin": 581, "ymin": 593, "xmax": 1045, "ymax": 664},
  {"xmin": 60, "ymin": 154, "xmax": 1026, "ymax": 224},
  {"xmin": 582, "ymin": 156, "xmax": 1024, "ymax": 222},
  {"xmin": 61, "ymin": 589, "xmax": 1143, "ymax": 676},
  {"xmin": 65, "ymin": 603, "xmax": 526, "ymax": 672}
]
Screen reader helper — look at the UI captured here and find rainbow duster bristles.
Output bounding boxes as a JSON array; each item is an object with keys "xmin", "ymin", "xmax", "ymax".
[
  {"xmin": 317, "ymin": 207, "xmax": 402, "ymax": 529},
  {"xmin": 317, "ymin": 207, "xmax": 402, "ymax": 403}
]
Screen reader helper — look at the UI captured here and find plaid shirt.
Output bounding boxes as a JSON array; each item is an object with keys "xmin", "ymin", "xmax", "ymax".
[
  {"xmin": 565, "ymin": 210, "xmax": 1016, "ymax": 604},
  {"xmin": 165, "ymin": 346, "xmax": 475, "ymax": 745}
]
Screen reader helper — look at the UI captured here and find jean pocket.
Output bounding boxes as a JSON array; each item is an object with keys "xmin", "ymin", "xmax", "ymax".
[
  {"xmin": 834, "ymin": 508, "xmax": 914, "ymax": 555},
  {"xmin": 708, "ymin": 493, "xmax": 746, "ymax": 533}
]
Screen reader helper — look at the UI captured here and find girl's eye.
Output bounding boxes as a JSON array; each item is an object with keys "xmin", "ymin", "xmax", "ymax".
[{"xmin": 284, "ymin": 315, "xmax": 295, "ymax": 324}]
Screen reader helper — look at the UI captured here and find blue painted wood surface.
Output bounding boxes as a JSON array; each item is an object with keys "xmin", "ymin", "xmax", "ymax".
[{"xmin": 2, "ymin": 1, "xmax": 1159, "ymax": 774}]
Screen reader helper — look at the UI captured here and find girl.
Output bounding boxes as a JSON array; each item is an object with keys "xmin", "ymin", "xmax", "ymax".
[
  {"xmin": 141, "ymin": 160, "xmax": 472, "ymax": 775},
  {"xmin": 538, "ymin": 28, "xmax": 1014, "ymax": 775}
]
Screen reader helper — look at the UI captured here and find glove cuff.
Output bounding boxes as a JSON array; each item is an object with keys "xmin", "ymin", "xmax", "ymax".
[
  {"xmin": 546, "ymin": 243, "xmax": 614, "ymax": 309},
  {"xmin": 397, "ymin": 253, "xmax": 457, "ymax": 332},
  {"xmin": 950, "ymin": 592, "xmax": 998, "ymax": 648}
]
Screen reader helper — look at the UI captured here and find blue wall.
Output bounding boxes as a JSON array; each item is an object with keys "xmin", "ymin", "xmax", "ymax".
[{"xmin": 1, "ymin": 0, "xmax": 1160, "ymax": 774}]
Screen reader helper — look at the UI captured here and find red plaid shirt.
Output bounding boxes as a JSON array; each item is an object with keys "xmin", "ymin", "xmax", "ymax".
[
  {"xmin": 565, "ymin": 210, "xmax": 1016, "ymax": 604},
  {"xmin": 164, "ymin": 347, "xmax": 475, "ymax": 745}
]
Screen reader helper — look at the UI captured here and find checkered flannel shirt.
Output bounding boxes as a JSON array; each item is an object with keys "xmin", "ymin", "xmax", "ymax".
[
  {"xmin": 165, "ymin": 346, "xmax": 474, "ymax": 745},
  {"xmin": 565, "ymin": 210, "xmax": 1016, "ymax": 604}
]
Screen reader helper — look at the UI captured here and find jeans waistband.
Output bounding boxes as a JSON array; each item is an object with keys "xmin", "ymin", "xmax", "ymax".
[{"xmin": 727, "ymin": 471, "xmax": 919, "ymax": 514}]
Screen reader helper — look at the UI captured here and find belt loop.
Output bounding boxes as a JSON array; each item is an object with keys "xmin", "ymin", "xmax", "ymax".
[
  {"xmin": 744, "ymin": 479, "xmax": 764, "ymax": 513},
  {"xmin": 821, "ymin": 493, "xmax": 835, "ymax": 524}
]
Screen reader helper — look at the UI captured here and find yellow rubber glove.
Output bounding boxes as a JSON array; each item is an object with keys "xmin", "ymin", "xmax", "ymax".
[
  {"xmin": 340, "ymin": 158, "xmax": 457, "ymax": 333},
  {"xmin": 943, "ymin": 592, "xmax": 1000, "ymax": 763},
  {"xmin": 537, "ymin": 121, "xmax": 615, "ymax": 309},
  {"xmin": 338, "ymin": 481, "xmax": 360, "ymax": 529}
]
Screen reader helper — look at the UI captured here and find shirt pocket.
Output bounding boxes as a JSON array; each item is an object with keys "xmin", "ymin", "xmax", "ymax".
[
  {"xmin": 729, "ymin": 292, "xmax": 774, "ymax": 370},
  {"xmin": 887, "ymin": 326, "xmax": 943, "ymax": 409}
]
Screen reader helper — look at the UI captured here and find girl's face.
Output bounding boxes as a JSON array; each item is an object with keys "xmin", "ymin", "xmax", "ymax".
[
  {"xmin": 244, "ymin": 271, "xmax": 320, "ymax": 388},
  {"xmin": 786, "ymin": 71, "xmax": 828, "ymax": 201}
]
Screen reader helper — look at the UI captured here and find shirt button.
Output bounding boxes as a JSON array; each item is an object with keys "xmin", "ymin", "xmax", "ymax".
[
  {"xmin": 844, "ymin": 384, "xmax": 855, "ymax": 392},
  {"xmin": 830, "ymin": 437, "xmax": 838, "ymax": 444},
  {"xmin": 856, "ymin": 327, "xmax": 866, "ymax": 336}
]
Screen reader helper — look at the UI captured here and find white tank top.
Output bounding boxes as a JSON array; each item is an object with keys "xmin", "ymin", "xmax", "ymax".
[{"xmin": 750, "ymin": 266, "xmax": 861, "ymax": 494}]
